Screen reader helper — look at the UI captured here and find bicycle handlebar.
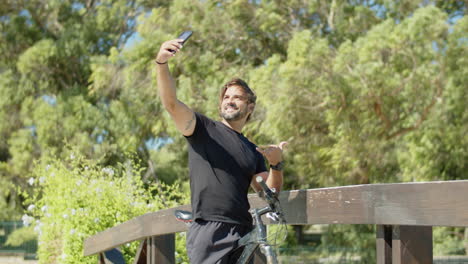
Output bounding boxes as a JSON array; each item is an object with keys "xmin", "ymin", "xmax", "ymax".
[{"xmin": 256, "ymin": 176, "xmax": 279, "ymax": 208}]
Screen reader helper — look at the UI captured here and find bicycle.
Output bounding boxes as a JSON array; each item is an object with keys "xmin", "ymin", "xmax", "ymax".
[{"xmin": 175, "ymin": 176, "xmax": 286, "ymax": 264}]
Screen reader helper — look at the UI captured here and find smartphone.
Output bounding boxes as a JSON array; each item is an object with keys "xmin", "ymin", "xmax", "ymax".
[
  {"xmin": 177, "ymin": 31, "xmax": 193, "ymax": 45},
  {"xmin": 169, "ymin": 31, "xmax": 192, "ymax": 53}
]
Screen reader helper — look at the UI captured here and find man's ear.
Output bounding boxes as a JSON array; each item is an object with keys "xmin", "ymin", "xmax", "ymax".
[{"xmin": 248, "ymin": 103, "xmax": 255, "ymax": 113}]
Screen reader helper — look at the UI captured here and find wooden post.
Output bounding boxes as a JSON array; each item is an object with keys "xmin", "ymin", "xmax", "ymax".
[
  {"xmin": 133, "ymin": 240, "xmax": 147, "ymax": 264},
  {"xmin": 376, "ymin": 225, "xmax": 393, "ymax": 264},
  {"xmin": 148, "ymin": 235, "xmax": 175, "ymax": 264},
  {"xmin": 392, "ymin": 225, "xmax": 432, "ymax": 264},
  {"xmin": 377, "ymin": 225, "xmax": 433, "ymax": 264},
  {"xmin": 132, "ymin": 236, "xmax": 175, "ymax": 264}
]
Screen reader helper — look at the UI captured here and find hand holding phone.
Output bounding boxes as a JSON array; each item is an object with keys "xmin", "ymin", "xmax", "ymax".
[
  {"xmin": 169, "ymin": 31, "xmax": 193, "ymax": 53},
  {"xmin": 156, "ymin": 31, "xmax": 193, "ymax": 64}
]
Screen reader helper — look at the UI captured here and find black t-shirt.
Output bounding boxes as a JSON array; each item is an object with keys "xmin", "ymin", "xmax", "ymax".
[{"xmin": 185, "ymin": 112, "xmax": 267, "ymax": 227}]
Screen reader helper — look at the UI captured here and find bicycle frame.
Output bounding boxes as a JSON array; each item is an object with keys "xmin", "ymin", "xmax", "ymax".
[{"xmin": 236, "ymin": 205, "xmax": 279, "ymax": 264}]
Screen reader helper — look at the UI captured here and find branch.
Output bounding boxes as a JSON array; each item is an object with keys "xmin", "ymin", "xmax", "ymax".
[
  {"xmin": 327, "ymin": 0, "xmax": 336, "ymax": 31},
  {"xmin": 27, "ymin": 6, "xmax": 57, "ymax": 40},
  {"xmin": 345, "ymin": 63, "xmax": 393, "ymax": 131},
  {"xmin": 373, "ymin": 100, "xmax": 392, "ymax": 130},
  {"xmin": 298, "ymin": 101, "xmax": 328, "ymax": 111},
  {"xmin": 386, "ymin": 75, "xmax": 444, "ymax": 139}
]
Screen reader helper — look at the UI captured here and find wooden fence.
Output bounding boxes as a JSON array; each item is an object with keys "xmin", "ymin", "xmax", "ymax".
[{"xmin": 84, "ymin": 180, "xmax": 468, "ymax": 263}]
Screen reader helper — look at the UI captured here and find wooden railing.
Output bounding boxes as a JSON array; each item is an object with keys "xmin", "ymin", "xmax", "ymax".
[{"xmin": 84, "ymin": 180, "xmax": 468, "ymax": 263}]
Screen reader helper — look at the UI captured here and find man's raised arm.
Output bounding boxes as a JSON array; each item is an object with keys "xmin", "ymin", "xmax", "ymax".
[{"xmin": 155, "ymin": 39, "xmax": 196, "ymax": 137}]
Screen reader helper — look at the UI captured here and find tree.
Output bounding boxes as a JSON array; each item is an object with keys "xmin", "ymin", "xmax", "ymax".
[{"xmin": 0, "ymin": 0, "xmax": 157, "ymax": 219}]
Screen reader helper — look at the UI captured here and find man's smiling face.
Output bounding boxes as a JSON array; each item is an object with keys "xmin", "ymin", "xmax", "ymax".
[{"xmin": 220, "ymin": 85, "xmax": 252, "ymax": 122}]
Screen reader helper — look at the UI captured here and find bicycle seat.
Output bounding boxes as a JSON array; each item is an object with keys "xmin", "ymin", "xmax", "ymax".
[{"xmin": 174, "ymin": 210, "xmax": 193, "ymax": 223}]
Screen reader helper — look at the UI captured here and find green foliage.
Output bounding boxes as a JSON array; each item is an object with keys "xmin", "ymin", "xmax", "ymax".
[
  {"xmin": 398, "ymin": 15, "xmax": 468, "ymax": 181},
  {"xmin": 5, "ymin": 225, "xmax": 36, "ymax": 247},
  {"xmin": 434, "ymin": 227, "xmax": 466, "ymax": 255},
  {"xmin": 23, "ymin": 150, "xmax": 189, "ymax": 263},
  {"xmin": 320, "ymin": 225, "xmax": 376, "ymax": 263}
]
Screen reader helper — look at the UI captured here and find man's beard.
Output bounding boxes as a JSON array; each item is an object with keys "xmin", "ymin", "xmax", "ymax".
[{"xmin": 220, "ymin": 106, "xmax": 248, "ymax": 121}]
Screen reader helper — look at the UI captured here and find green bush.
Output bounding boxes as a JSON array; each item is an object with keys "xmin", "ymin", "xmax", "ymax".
[
  {"xmin": 22, "ymin": 150, "xmax": 189, "ymax": 263},
  {"xmin": 434, "ymin": 227, "xmax": 466, "ymax": 255}
]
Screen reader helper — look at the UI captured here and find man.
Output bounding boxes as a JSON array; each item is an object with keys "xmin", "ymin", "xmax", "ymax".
[{"xmin": 156, "ymin": 38, "xmax": 286, "ymax": 263}]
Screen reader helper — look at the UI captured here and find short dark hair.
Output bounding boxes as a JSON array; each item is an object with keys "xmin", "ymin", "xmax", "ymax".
[
  {"xmin": 219, "ymin": 78, "xmax": 257, "ymax": 104},
  {"xmin": 219, "ymin": 78, "xmax": 257, "ymax": 121}
]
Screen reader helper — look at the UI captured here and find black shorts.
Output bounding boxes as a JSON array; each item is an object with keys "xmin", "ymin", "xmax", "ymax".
[{"xmin": 186, "ymin": 219, "xmax": 252, "ymax": 264}]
